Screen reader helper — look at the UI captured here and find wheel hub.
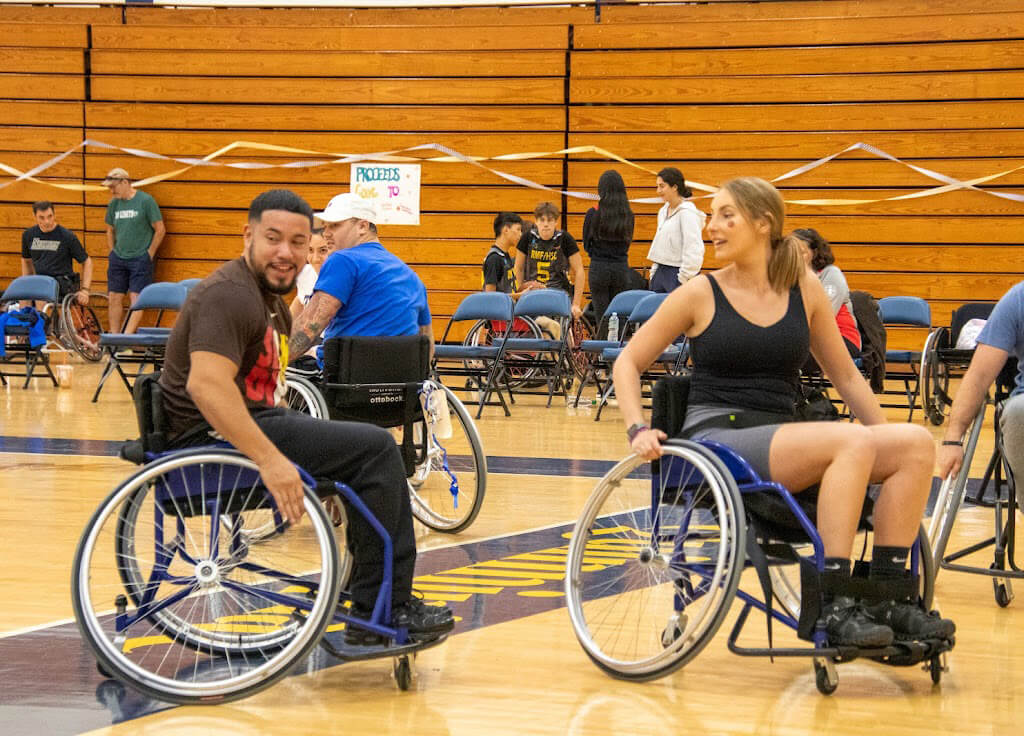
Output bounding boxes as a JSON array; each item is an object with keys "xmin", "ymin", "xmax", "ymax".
[{"xmin": 195, "ymin": 560, "xmax": 220, "ymax": 585}]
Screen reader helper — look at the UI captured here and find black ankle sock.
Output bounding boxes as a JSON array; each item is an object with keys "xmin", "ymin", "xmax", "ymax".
[
  {"xmin": 870, "ymin": 545, "xmax": 910, "ymax": 581},
  {"xmin": 822, "ymin": 557, "xmax": 852, "ymax": 602}
]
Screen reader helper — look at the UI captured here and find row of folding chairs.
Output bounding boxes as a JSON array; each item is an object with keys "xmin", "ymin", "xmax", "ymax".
[{"xmin": 432, "ymin": 289, "xmax": 573, "ymax": 418}]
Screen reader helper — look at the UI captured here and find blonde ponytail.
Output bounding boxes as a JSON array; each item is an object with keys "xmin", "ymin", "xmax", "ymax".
[{"xmin": 769, "ymin": 234, "xmax": 804, "ymax": 292}]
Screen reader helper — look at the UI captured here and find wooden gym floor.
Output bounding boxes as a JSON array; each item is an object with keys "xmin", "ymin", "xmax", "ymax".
[{"xmin": 0, "ymin": 361, "xmax": 1021, "ymax": 735}]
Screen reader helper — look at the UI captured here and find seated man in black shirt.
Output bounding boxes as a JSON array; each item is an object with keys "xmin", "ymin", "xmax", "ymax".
[
  {"xmin": 21, "ymin": 200, "xmax": 93, "ymax": 304},
  {"xmin": 158, "ymin": 189, "xmax": 453, "ymax": 645},
  {"xmin": 482, "ymin": 211, "xmax": 523, "ymax": 295}
]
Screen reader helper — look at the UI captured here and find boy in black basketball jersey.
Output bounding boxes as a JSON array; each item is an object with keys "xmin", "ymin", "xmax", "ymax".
[
  {"xmin": 514, "ymin": 201, "xmax": 585, "ymax": 319},
  {"xmin": 482, "ymin": 212, "xmax": 523, "ymax": 295}
]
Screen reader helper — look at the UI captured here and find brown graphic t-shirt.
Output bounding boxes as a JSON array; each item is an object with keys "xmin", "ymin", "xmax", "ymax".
[{"xmin": 160, "ymin": 257, "xmax": 292, "ymax": 440}]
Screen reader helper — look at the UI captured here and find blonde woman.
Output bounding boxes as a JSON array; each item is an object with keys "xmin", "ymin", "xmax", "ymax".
[{"xmin": 614, "ymin": 177, "xmax": 953, "ymax": 648}]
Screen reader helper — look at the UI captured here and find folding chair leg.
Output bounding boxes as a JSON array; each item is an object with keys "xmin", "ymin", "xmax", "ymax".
[
  {"xmin": 92, "ymin": 355, "xmax": 118, "ymax": 402},
  {"xmin": 594, "ymin": 378, "xmax": 616, "ymax": 421}
]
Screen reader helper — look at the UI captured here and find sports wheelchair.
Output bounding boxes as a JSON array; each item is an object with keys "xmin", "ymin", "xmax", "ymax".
[
  {"xmin": 929, "ymin": 358, "xmax": 1020, "ymax": 607},
  {"xmin": 565, "ymin": 376, "xmax": 953, "ymax": 695},
  {"xmin": 920, "ymin": 302, "xmax": 995, "ymax": 426},
  {"xmin": 72, "ymin": 374, "xmax": 447, "ymax": 705},
  {"xmin": 285, "ymin": 334, "xmax": 486, "ymax": 534}
]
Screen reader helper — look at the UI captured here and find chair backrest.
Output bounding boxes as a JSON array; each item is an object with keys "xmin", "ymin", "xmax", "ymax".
[
  {"xmin": 878, "ymin": 296, "xmax": 931, "ymax": 328},
  {"xmin": 451, "ymin": 291, "xmax": 514, "ymax": 323},
  {"xmin": 179, "ymin": 278, "xmax": 202, "ymax": 292},
  {"xmin": 603, "ymin": 289, "xmax": 654, "ymax": 321},
  {"xmin": 131, "ymin": 282, "xmax": 189, "ymax": 312},
  {"xmin": 626, "ymin": 292, "xmax": 669, "ymax": 326},
  {"xmin": 1, "ymin": 275, "xmax": 59, "ymax": 304},
  {"xmin": 513, "ymin": 288, "xmax": 571, "ymax": 319},
  {"xmin": 949, "ymin": 302, "xmax": 995, "ymax": 344}
]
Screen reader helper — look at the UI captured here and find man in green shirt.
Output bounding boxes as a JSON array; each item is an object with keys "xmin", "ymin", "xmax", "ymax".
[{"xmin": 103, "ymin": 167, "xmax": 165, "ymax": 333}]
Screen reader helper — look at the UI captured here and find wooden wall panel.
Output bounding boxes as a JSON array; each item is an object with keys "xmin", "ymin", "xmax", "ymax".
[
  {"xmin": 0, "ymin": 101, "xmax": 82, "ymax": 128},
  {"xmin": 90, "ymin": 76, "xmax": 563, "ymax": 106},
  {"xmin": 90, "ymin": 24, "xmax": 568, "ymax": 52},
  {"xmin": 0, "ymin": 74, "xmax": 84, "ymax": 102},
  {"xmin": 0, "ymin": 48, "xmax": 83, "ymax": 74},
  {"xmin": 0, "ymin": 22, "xmax": 86, "ymax": 48},
  {"xmin": 91, "ymin": 50, "xmax": 566, "ymax": 78}
]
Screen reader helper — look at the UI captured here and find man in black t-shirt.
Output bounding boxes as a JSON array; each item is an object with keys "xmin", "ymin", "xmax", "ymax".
[
  {"xmin": 21, "ymin": 201, "xmax": 93, "ymax": 304},
  {"xmin": 514, "ymin": 201, "xmax": 585, "ymax": 319},
  {"xmin": 159, "ymin": 189, "xmax": 453, "ymax": 645},
  {"xmin": 482, "ymin": 211, "xmax": 523, "ymax": 295}
]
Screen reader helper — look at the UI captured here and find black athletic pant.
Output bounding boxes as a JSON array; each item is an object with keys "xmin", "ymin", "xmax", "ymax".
[
  {"xmin": 175, "ymin": 410, "xmax": 417, "ymax": 611},
  {"xmin": 589, "ymin": 260, "xmax": 633, "ymax": 339}
]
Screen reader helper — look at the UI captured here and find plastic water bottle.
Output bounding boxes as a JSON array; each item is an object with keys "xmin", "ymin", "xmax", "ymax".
[{"xmin": 607, "ymin": 313, "xmax": 620, "ymax": 342}]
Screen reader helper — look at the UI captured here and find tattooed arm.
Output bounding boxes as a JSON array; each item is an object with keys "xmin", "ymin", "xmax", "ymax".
[{"xmin": 289, "ymin": 290, "xmax": 342, "ymax": 358}]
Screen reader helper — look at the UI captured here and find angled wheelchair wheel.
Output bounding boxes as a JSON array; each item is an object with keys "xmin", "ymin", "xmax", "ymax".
[
  {"xmin": 408, "ymin": 382, "xmax": 487, "ymax": 533},
  {"xmin": 60, "ymin": 292, "xmax": 103, "ymax": 362},
  {"xmin": 284, "ymin": 374, "xmax": 330, "ymax": 419},
  {"xmin": 566, "ymin": 315, "xmax": 595, "ymax": 383},
  {"xmin": 921, "ymin": 347, "xmax": 950, "ymax": 426},
  {"xmin": 465, "ymin": 317, "xmax": 542, "ymax": 390},
  {"xmin": 565, "ymin": 441, "xmax": 746, "ymax": 681},
  {"xmin": 72, "ymin": 449, "xmax": 341, "ymax": 705},
  {"xmin": 769, "ymin": 525, "xmax": 936, "ymax": 621}
]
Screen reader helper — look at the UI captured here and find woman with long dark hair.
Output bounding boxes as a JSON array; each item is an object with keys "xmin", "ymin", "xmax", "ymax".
[
  {"xmin": 647, "ymin": 166, "xmax": 705, "ymax": 293},
  {"xmin": 614, "ymin": 177, "xmax": 954, "ymax": 647},
  {"xmin": 791, "ymin": 227, "xmax": 861, "ymax": 358},
  {"xmin": 583, "ymin": 170, "xmax": 635, "ymax": 338}
]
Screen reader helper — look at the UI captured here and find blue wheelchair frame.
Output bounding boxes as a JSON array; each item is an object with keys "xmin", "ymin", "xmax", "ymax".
[
  {"xmin": 653, "ymin": 439, "xmax": 938, "ymax": 669},
  {"xmin": 121, "ymin": 444, "xmax": 415, "ymax": 649}
]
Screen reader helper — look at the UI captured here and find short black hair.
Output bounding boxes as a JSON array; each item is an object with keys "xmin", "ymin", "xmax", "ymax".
[
  {"xmin": 792, "ymin": 227, "xmax": 835, "ymax": 271},
  {"xmin": 32, "ymin": 200, "xmax": 53, "ymax": 214},
  {"xmin": 493, "ymin": 211, "xmax": 524, "ymax": 238},
  {"xmin": 248, "ymin": 189, "xmax": 314, "ymax": 227}
]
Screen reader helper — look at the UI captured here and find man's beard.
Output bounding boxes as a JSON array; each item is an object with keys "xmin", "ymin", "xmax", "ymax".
[{"xmin": 255, "ymin": 267, "xmax": 295, "ymax": 295}]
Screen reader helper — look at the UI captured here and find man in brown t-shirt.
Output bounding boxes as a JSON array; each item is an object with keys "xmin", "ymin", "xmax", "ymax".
[{"xmin": 159, "ymin": 189, "xmax": 453, "ymax": 644}]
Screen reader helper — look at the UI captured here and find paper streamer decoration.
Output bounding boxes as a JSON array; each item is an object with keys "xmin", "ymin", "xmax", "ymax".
[{"xmin": 2, "ymin": 139, "xmax": 1023, "ymax": 206}]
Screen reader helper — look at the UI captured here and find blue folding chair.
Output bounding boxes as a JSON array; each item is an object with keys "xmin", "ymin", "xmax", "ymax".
[
  {"xmin": 574, "ymin": 289, "xmax": 654, "ymax": 405},
  {"xmin": 432, "ymin": 291, "xmax": 515, "ymax": 418},
  {"xmin": 0, "ymin": 275, "xmax": 60, "ymax": 388},
  {"xmin": 594, "ymin": 292, "xmax": 687, "ymax": 420},
  {"xmin": 498, "ymin": 289, "xmax": 572, "ymax": 407},
  {"xmin": 878, "ymin": 296, "xmax": 931, "ymax": 421},
  {"xmin": 179, "ymin": 278, "xmax": 202, "ymax": 291},
  {"xmin": 92, "ymin": 282, "xmax": 189, "ymax": 402}
]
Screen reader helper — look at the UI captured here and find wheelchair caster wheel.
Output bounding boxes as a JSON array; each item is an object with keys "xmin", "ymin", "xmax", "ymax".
[
  {"xmin": 660, "ymin": 614, "xmax": 687, "ymax": 647},
  {"xmin": 928, "ymin": 655, "xmax": 945, "ymax": 685},
  {"xmin": 96, "ymin": 660, "xmax": 113, "ymax": 679},
  {"xmin": 394, "ymin": 655, "xmax": 413, "ymax": 691},
  {"xmin": 994, "ymin": 580, "xmax": 1013, "ymax": 608},
  {"xmin": 814, "ymin": 659, "xmax": 838, "ymax": 695}
]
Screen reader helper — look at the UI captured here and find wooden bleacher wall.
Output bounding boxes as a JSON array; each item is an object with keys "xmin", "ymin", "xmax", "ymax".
[{"xmin": 1, "ymin": 0, "xmax": 1022, "ymax": 348}]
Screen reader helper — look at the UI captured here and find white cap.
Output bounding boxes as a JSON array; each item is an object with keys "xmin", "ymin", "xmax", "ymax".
[{"xmin": 314, "ymin": 193, "xmax": 378, "ymax": 224}]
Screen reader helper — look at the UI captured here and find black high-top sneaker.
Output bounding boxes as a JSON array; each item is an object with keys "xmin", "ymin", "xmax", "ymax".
[
  {"xmin": 820, "ymin": 595, "xmax": 894, "ymax": 648},
  {"xmin": 864, "ymin": 600, "xmax": 956, "ymax": 640}
]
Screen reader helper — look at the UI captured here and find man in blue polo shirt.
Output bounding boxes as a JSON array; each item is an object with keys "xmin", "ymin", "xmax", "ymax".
[{"xmin": 288, "ymin": 193, "xmax": 432, "ymax": 363}]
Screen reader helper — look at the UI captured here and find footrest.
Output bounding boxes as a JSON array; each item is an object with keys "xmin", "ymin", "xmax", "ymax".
[{"xmin": 318, "ymin": 631, "xmax": 448, "ymax": 662}]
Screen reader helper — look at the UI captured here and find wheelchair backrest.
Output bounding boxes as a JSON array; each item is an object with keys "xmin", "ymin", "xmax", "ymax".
[
  {"xmin": 651, "ymin": 374, "xmax": 691, "ymax": 438},
  {"xmin": 131, "ymin": 372, "xmax": 168, "ymax": 454},
  {"xmin": 949, "ymin": 302, "xmax": 995, "ymax": 345},
  {"xmin": 322, "ymin": 334, "xmax": 430, "ymax": 384}
]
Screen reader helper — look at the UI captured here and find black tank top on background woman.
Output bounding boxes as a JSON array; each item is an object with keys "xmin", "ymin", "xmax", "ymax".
[{"xmin": 688, "ymin": 273, "xmax": 810, "ymax": 416}]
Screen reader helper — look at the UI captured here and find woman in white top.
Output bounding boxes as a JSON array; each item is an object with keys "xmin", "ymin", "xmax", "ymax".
[
  {"xmin": 290, "ymin": 230, "xmax": 330, "ymax": 319},
  {"xmin": 646, "ymin": 167, "xmax": 706, "ymax": 293}
]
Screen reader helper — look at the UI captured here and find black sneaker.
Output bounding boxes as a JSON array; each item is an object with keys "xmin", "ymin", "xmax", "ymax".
[
  {"xmin": 865, "ymin": 600, "xmax": 956, "ymax": 640},
  {"xmin": 820, "ymin": 595, "xmax": 894, "ymax": 648},
  {"xmin": 343, "ymin": 605, "xmax": 385, "ymax": 646},
  {"xmin": 393, "ymin": 597, "xmax": 454, "ymax": 639}
]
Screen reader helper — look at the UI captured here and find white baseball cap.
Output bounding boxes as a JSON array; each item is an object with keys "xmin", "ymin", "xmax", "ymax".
[{"xmin": 315, "ymin": 193, "xmax": 378, "ymax": 224}]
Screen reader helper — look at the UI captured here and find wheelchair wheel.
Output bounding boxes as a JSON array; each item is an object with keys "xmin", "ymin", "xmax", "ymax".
[
  {"xmin": 464, "ymin": 317, "xmax": 542, "ymax": 390},
  {"xmin": 284, "ymin": 374, "xmax": 330, "ymax": 419},
  {"xmin": 407, "ymin": 381, "xmax": 487, "ymax": 533},
  {"xmin": 769, "ymin": 525, "xmax": 937, "ymax": 621},
  {"xmin": 60, "ymin": 292, "xmax": 103, "ymax": 362},
  {"xmin": 72, "ymin": 449, "xmax": 341, "ymax": 705},
  {"xmin": 921, "ymin": 349, "xmax": 950, "ymax": 426},
  {"xmin": 565, "ymin": 441, "xmax": 746, "ymax": 681},
  {"xmin": 566, "ymin": 315, "xmax": 595, "ymax": 383}
]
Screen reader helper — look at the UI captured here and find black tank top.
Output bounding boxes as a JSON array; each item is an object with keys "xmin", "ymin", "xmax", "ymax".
[{"xmin": 688, "ymin": 273, "xmax": 809, "ymax": 415}]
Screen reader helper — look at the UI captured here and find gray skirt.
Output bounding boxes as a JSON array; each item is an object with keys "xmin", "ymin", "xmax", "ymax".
[{"xmin": 680, "ymin": 404, "xmax": 786, "ymax": 481}]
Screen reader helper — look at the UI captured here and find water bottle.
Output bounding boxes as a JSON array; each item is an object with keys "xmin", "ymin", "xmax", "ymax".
[{"xmin": 607, "ymin": 313, "xmax": 620, "ymax": 342}]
